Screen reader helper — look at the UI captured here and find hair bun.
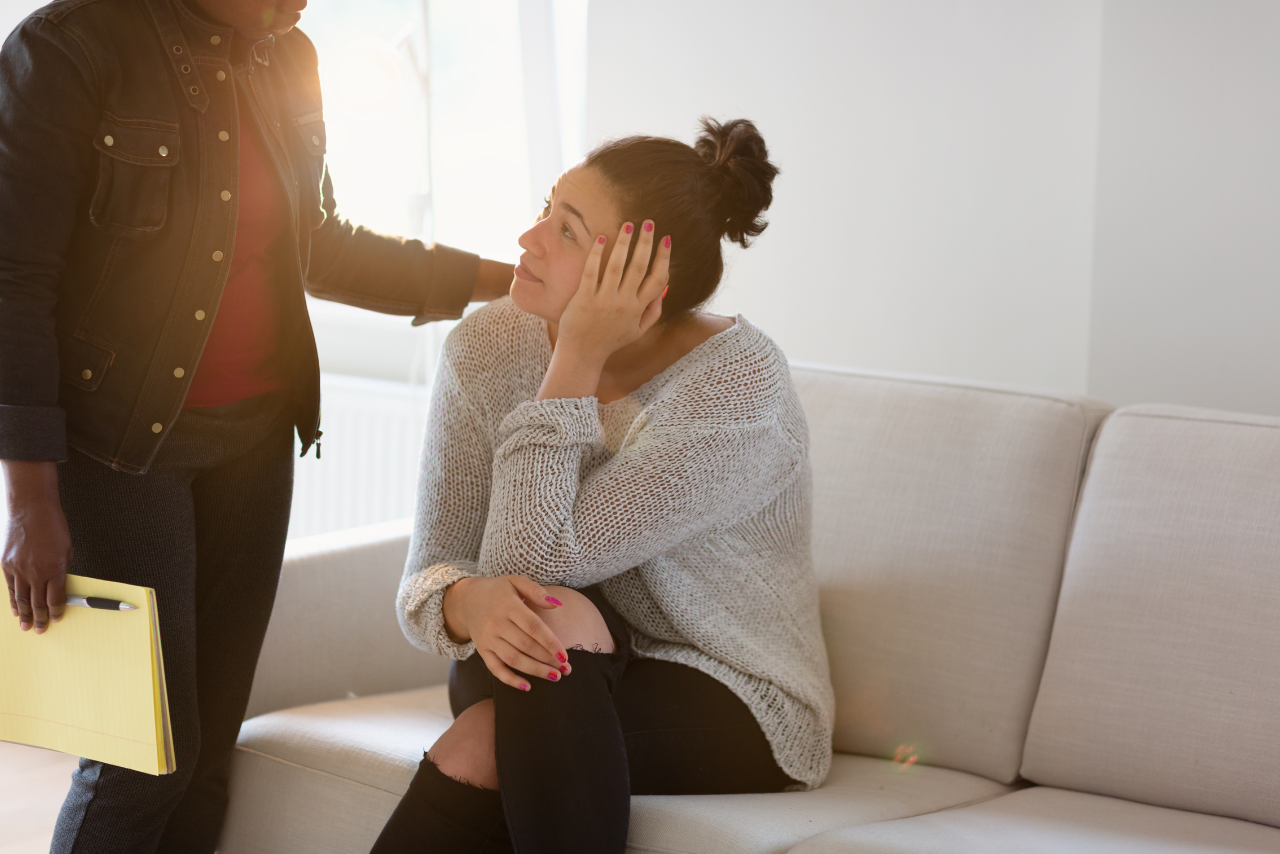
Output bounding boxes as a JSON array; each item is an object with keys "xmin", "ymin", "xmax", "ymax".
[{"xmin": 694, "ymin": 117, "xmax": 779, "ymax": 248}]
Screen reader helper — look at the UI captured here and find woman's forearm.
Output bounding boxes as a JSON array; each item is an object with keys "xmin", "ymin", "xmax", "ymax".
[{"xmin": 535, "ymin": 346, "xmax": 605, "ymax": 401}]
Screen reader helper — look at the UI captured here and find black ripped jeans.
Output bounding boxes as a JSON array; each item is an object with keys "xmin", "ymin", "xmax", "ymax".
[{"xmin": 370, "ymin": 587, "xmax": 796, "ymax": 853}]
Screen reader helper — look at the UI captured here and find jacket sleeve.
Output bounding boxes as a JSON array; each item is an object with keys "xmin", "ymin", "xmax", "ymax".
[
  {"xmin": 303, "ymin": 164, "xmax": 480, "ymax": 325},
  {"xmin": 0, "ymin": 18, "xmax": 100, "ymax": 461}
]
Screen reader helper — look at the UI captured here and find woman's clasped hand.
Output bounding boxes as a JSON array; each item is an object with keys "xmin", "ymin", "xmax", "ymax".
[{"xmin": 442, "ymin": 574, "xmax": 572, "ymax": 691}]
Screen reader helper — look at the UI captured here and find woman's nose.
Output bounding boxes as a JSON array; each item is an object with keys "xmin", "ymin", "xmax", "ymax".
[{"xmin": 517, "ymin": 222, "xmax": 544, "ymax": 256}]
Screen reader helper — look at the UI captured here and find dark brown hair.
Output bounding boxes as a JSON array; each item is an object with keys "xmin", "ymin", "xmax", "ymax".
[{"xmin": 584, "ymin": 117, "xmax": 779, "ymax": 318}]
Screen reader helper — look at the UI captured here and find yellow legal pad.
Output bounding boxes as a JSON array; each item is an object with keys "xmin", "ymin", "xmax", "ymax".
[{"xmin": 0, "ymin": 574, "xmax": 174, "ymax": 775}]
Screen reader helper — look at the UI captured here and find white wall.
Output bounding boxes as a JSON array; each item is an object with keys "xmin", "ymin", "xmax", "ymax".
[
  {"xmin": 1087, "ymin": 0, "xmax": 1280, "ymax": 415},
  {"xmin": 585, "ymin": 0, "xmax": 1103, "ymax": 393}
]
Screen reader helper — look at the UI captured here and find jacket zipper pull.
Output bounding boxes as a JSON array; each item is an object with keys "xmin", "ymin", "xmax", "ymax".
[{"xmin": 314, "ymin": 429, "xmax": 323, "ymax": 460}]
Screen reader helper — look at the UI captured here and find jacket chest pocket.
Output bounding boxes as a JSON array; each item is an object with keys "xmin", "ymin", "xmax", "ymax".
[
  {"xmin": 291, "ymin": 113, "xmax": 327, "ymax": 231},
  {"xmin": 89, "ymin": 117, "xmax": 180, "ymax": 238}
]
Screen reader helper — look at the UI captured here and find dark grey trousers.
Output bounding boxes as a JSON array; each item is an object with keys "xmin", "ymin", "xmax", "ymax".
[{"xmin": 51, "ymin": 392, "xmax": 294, "ymax": 854}]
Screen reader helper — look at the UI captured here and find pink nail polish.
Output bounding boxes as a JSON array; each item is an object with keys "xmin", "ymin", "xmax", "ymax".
[
  {"xmin": 548, "ymin": 671, "xmax": 560, "ymax": 681},
  {"xmin": 560, "ymin": 665, "xmax": 570, "ymax": 674},
  {"xmin": 663, "ymin": 235, "xmax": 671, "ymax": 248},
  {"xmin": 662, "ymin": 286, "xmax": 669, "ymax": 299},
  {"xmin": 598, "ymin": 235, "xmax": 606, "ymax": 244},
  {"xmin": 644, "ymin": 222, "xmax": 653, "ymax": 232},
  {"xmin": 519, "ymin": 683, "xmax": 530, "ymax": 692},
  {"xmin": 624, "ymin": 223, "xmax": 633, "ymax": 234},
  {"xmin": 546, "ymin": 596, "xmax": 564, "ymax": 607},
  {"xmin": 556, "ymin": 651, "xmax": 567, "ymax": 663}
]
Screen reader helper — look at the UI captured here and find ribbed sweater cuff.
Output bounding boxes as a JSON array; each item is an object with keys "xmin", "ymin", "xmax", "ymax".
[
  {"xmin": 397, "ymin": 564, "xmax": 478, "ymax": 660},
  {"xmin": 496, "ymin": 397, "xmax": 601, "ymax": 451}
]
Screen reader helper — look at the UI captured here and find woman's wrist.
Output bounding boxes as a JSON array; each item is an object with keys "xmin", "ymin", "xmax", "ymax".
[
  {"xmin": 536, "ymin": 345, "xmax": 606, "ymax": 402},
  {"xmin": 442, "ymin": 576, "xmax": 477, "ymax": 644}
]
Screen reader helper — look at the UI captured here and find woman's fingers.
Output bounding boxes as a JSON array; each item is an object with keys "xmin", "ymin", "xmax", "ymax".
[
  {"xmin": 46, "ymin": 576, "xmax": 66, "ymax": 625},
  {"xmin": 601, "ymin": 222, "xmax": 635, "ymax": 290},
  {"xmin": 637, "ymin": 233, "xmax": 672, "ymax": 309},
  {"xmin": 29, "ymin": 578, "xmax": 49, "ymax": 634},
  {"xmin": 3, "ymin": 568, "xmax": 17, "ymax": 617},
  {"xmin": 478, "ymin": 648, "xmax": 532, "ymax": 692},
  {"xmin": 13, "ymin": 577, "xmax": 32, "ymax": 631},
  {"xmin": 510, "ymin": 573, "xmax": 563, "ymax": 611},
  {"xmin": 494, "ymin": 638, "xmax": 565, "ymax": 683},
  {"xmin": 620, "ymin": 220, "xmax": 656, "ymax": 296},
  {"xmin": 579, "ymin": 233, "xmax": 607, "ymax": 295}
]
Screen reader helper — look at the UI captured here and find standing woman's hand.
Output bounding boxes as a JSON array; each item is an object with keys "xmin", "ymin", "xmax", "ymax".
[
  {"xmin": 2, "ymin": 461, "xmax": 71, "ymax": 633},
  {"xmin": 537, "ymin": 221, "xmax": 671, "ymax": 401}
]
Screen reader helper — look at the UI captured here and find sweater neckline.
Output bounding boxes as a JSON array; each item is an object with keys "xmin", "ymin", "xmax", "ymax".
[{"xmin": 536, "ymin": 314, "xmax": 750, "ymax": 407}]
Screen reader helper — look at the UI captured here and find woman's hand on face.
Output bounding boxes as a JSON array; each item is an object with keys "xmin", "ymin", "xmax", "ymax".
[
  {"xmin": 443, "ymin": 575, "xmax": 571, "ymax": 691},
  {"xmin": 557, "ymin": 221, "xmax": 671, "ymax": 365}
]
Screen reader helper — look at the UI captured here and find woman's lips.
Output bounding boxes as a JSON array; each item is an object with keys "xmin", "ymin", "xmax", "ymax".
[{"xmin": 514, "ymin": 263, "xmax": 543, "ymax": 283}]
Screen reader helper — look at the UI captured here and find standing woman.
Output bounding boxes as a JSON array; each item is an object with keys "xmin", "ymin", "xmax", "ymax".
[{"xmin": 0, "ymin": 0, "xmax": 512, "ymax": 852}]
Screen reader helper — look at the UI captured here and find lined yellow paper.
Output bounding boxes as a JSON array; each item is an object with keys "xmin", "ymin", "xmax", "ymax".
[{"xmin": 0, "ymin": 575, "xmax": 174, "ymax": 775}]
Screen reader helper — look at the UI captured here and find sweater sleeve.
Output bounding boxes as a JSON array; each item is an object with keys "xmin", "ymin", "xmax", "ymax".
[
  {"xmin": 395, "ymin": 357, "xmax": 491, "ymax": 659},
  {"xmin": 478, "ymin": 393, "xmax": 804, "ymax": 587}
]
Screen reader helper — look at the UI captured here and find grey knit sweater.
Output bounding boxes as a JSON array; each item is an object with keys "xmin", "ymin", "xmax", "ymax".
[{"xmin": 396, "ymin": 297, "xmax": 835, "ymax": 788}]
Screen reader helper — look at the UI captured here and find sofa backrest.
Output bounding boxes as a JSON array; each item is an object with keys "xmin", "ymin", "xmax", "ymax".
[
  {"xmin": 791, "ymin": 365, "xmax": 1110, "ymax": 784},
  {"xmin": 1021, "ymin": 404, "xmax": 1280, "ymax": 828}
]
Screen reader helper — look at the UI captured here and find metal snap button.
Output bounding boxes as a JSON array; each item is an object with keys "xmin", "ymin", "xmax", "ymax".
[
  {"xmin": 217, "ymin": 71, "xmax": 226, "ymax": 81},
  {"xmin": 312, "ymin": 135, "xmax": 320, "ymax": 145},
  {"xmin": 212, "ymin": 250, "xmax": 224, "ymax": 262},
  {"xmin": 218, "ymin": 131, "xmax": 230, "ymax": 141},
  {"xmin": 211, "ymin": 35, "xmax": 222, "ymax": 46},
  {"xmin": 195, "ymin": 310, "xmax": 206, "ymax": 320},
  {"xmin": 103, "ymin": 135, "xmax": 114, "ymax": 146},
  {"xmin": 151, "ymin": 423, "xmax": 163, "ymax": 433},
  {"xmin": 221, "ymin": 190, "xmax": 231, "ymax": 201},
  {"xmin": 173, "ymin": 45, "xmax": 183, "ymax": 54},
  {"xmin": 174, "ymin": 368, "xmax": 185, "ymax": 378},
  {"xmin": 81, "ymin": 369, "xmax": 92, "ymax": 380},
  {"xmin": 159, "ymin": 145, "xmax": 169, "ymax": 157}
]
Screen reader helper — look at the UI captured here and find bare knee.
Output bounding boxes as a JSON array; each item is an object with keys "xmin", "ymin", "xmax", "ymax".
[
  {"xmin": 427, "ymin": 699, "xmax": 498, "ymax": 790},
  {"xmin": 540, "ymin": 586, "xmax": 614, "ymax": 654}
]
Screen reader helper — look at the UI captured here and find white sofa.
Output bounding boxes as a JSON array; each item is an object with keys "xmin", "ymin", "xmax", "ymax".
[{"xmin": 218, "ymin": 365, "xmax": 1280, "ymax": 853}]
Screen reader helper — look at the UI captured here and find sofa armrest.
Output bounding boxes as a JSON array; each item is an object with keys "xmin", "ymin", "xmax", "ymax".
[{"xmin": 243, "ymin": 519, "xmax": 452, "ymax": 720}]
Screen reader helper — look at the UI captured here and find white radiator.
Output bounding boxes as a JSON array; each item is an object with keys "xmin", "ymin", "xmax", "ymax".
[{"xmin": 287, "ymin": 373, "xmax": 432, "ymax": 539}]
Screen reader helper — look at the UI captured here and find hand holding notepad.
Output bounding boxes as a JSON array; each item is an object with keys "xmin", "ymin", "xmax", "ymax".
[{"xmin": 0, "ymin": 574, "xmax": 175, "ymax": 775}]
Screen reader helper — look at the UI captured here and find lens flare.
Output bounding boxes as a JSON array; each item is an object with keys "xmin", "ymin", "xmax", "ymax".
[{"xmin": 892, "ymin": 744, "xmax": 919, "ymax": 769}]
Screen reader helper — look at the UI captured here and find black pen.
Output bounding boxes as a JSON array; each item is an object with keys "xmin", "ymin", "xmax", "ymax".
[{"xmin": 66, "ymin": 596, "xmax": 136, "ymax": 611}]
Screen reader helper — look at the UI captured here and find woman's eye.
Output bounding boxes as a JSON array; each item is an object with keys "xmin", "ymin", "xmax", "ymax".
[{"xmin": 561, "ymin": 224, "xmax": 575, "ymax": 240}]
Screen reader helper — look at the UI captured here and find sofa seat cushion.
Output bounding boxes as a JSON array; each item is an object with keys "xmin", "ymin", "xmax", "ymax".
[
  {"xmin": 219, "ymin": 684, "xmax": 1012, "ymax": 854},
  {"xmin": 787, "ymin": 786, "xmax": 1280, "ymax": 853}
]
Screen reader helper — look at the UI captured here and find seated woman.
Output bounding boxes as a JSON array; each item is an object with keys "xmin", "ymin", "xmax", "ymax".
[{"xmin": 372, "ymin": 118, "xmax": 835, "ymax": 853}]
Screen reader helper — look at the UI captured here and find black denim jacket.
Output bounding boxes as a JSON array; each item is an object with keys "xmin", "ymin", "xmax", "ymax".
[{"xmin": 0, "ymin": 0, "xmax": 480, "ymax": 473}]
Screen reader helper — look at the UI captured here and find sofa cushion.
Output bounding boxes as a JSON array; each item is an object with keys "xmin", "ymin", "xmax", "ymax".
[
  {"xmin": 791, "ymin": 365, "xmax": 1110, "ymax": 783},
  {"xmin": 1021, "ymin": 405, "xmax": 1280, "ymax": 828},
  {"xmin": 219, "ymin": 685, "xmax": 1012, "ymax": 854},
  {"xmin": 786, "ymin": 786, "xmax": 1280, "ymax": 853}
]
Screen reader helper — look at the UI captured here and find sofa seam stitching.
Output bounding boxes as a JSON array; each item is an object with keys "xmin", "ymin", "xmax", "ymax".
[
  {"xmin": 232, "ymin": 745, "xmax": 406, "ymax": 796},
  {"xmin": 1112, "ymin": 411, "xmax": 1280, "ymax": 430}
]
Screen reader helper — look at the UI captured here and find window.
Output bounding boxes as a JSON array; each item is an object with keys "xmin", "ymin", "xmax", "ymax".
[{"xmin": 291, "ymin": 0, "xmax": 587, "ymax": 538}]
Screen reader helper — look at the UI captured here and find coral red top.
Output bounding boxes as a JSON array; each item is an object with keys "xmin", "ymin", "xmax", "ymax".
[{"xmin": 184, "ymin": 93, "xmax": 290, "ymax": 409}]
